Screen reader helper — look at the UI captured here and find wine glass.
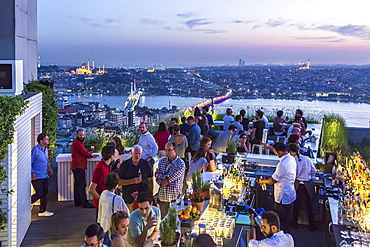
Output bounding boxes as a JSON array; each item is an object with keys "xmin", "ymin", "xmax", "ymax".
[{"xmin": 90, "ymin": 146, "xmax": 95, "ymax": 153}]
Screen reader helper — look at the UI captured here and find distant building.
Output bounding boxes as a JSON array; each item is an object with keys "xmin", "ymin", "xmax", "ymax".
[
  {"xmin": 299, "ymin": 60, "xmax": 311, "ymax": 70},
  {"xmin": 106, "ymin": 111, "xmax": 126, "ymax": 126},
  {"xmin": 238, "ymin": 59, "xmax": 245, "ymax": 67}
]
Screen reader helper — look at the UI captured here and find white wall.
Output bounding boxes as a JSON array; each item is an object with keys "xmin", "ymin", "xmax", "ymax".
[{"xmin": 0, "ymin": 93, "xmax": 42, "ymax": 246}]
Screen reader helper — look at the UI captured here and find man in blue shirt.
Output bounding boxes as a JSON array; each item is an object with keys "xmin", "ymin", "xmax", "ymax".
[
  {"xmin": 186, "ymin": 116, "xmax": 201, "ymax": 156},
  {"xmin": 128, "ymin": 192, "xmax": 160, "ymax": 247},
  {"xmin": 31, "ymin": 133, "xmax": 54, "ymax": 216},
  {"xmin": 138, "ymin": 122, "xmax": 158, "ymax": 167}
]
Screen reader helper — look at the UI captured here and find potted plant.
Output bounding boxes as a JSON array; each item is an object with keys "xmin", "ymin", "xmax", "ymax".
[
  {"xmin": 189, "ymin": 171, "xmax": 206, "ymax": 212},
  {"xmin": 202, "ymin": 181, "xmax": 211, "ymax": 200},
  {"xmin": 226, "ymin": 138, "xmax": 238, "ymax": 156},
  {"xmin": 160, "ymin": 208, "xmax": 180, "ymax": 247}
]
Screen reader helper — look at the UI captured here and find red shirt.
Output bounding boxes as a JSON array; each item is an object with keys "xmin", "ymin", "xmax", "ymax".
[
  {"xmin": 91, "ymin": 159, "xmax": 110, "ymax": 207},
  {"xmin": 154, "ymin": 131, "xmax": 170, "ymax": 150},
  {"xmin": 71, "ymin": 139, "xmax": 93, "ymax": 170}
]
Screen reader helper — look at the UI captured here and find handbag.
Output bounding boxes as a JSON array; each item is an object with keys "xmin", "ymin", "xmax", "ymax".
[
  {"xmin": 207, "ymin": 160, "xmax": 217, "ymax": 172},
  {"xmin": 112, "ymin": 194, "xmax": 117, "ymax": 213}
]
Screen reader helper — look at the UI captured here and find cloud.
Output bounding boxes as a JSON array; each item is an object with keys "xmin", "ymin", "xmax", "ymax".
[
  {"xmin": 177, "ymin": 12, "xmax": 194, "ymax": 18},
  {"xmin": 266, "ymin": 17, "xmax": 289, "ymax": 27},
  {"xmin": 294, "ymin": 36, "xmax": 338, "ymax": 40},
  {"xmin": 294, "ymin": 36, "xmax": 345, "ymax": 42},
  {"xmin": 104, "ymin": 18, "xmax": 119, "ymax": 24},
  {"xmin": 232, "ymin": 20, "xmax": 255, "ymax": 24},
  {"xmin": 77, "ymin": 17, "xmax": 120, "ymax": 28},
  {"xmin": 185, "ymin": 19, "xmax": 212, "ymax": 29},
  {"xmin": 315, "ymin": 24, "xmax": 370, "ymax": 40},
  {"xmin": 140, "ymin": 18, "xmax": 164, "ymax": 25},
  {"xmin": 192, "ymin": 29, "xmax": 225, "ymax": 34},
  {"xmin": 163, "ymin": 26, "xmax": 186, "ymax": 31}
]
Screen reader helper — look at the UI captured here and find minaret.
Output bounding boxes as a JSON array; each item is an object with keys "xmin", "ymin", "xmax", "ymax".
[
  {"xmin": 92, "ymin": 60, "xmax": 95, "ymax": 70},
  {"xmin": 88, "ymin": 59, "xmax": 90, "ymax": 71}
]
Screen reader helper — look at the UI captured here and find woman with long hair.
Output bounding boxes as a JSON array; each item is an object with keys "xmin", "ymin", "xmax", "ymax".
[
  {"xmin": 153, "ymin": 122, "xmax": 170, "ymax": 157},
  {"xmin": 105, "ymin": 211, "xmax": 154, "ymax": 247},
  {"xmin": 112, "ymin": 137, "xmax": 125, "ymax": 155},
  {"xmin": 186, "ymin": 146, "xmax": 208, "ymax": 187},
  {"xmin": 237, "ymin": 133, "xmax": 251, "ymax": 153},
  {"xmin": 200, "ymin": 137, "xmax": 216, "ymax": 172}
]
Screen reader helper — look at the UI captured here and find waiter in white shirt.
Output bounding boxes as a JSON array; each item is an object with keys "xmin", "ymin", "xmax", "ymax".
[
  {"xmin": 288, "ymin": 143, "xmax": 318, "ymax": 231},
  {"xmin": 260, "ymin": 142, "xmax": 297, "ymax": 234}
]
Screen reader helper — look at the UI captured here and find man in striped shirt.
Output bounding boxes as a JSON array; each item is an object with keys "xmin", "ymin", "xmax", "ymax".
[{"xmin": 156, "ymin": 141, "xmax": 185, "ymax": 217}]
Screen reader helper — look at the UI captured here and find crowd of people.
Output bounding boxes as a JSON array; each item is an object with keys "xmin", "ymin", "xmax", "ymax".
[{"xmin": 30, "ymin": 105, "xmax": 318, "ymax": 247}]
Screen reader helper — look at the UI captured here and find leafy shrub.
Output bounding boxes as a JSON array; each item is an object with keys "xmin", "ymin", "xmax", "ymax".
[{"xmin": 320, "ymin": 113, "xmax": 350, "ymax": 161}]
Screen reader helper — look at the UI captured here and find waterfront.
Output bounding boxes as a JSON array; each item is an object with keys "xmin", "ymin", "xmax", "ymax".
[{"xmin": 68, "ymin": 95, "xmax": 370, "ymax": 128}]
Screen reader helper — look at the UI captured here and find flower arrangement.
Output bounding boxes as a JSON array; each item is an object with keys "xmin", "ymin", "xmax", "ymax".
[{"xmin": 187, "ymin": 189, "xmax": 207, "ymax": 202}]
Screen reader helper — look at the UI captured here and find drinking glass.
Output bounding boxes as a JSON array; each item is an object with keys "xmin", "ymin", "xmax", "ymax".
[{"xmin": 215, "ymin": 237, "xmax": 223, "ymax": 247}]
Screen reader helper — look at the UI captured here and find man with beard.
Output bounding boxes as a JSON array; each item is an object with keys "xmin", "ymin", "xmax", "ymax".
[
  {"xmin": 248, "ymin": 211, "xmax": 294, "ymax": 247},
  {"xmin": 71, "ymin": 129, "xmax": 98, "ymax": 208}
]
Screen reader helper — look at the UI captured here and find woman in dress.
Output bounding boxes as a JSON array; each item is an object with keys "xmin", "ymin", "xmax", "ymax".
[
  {"xmin": 186, "ymin": 147, "xmax": 208, "ymax": 188},
  {"xmin": 106, "ymin": 211, "xmax": 154, "ymax": 247},
  {"xmin": 153, "ymin": 122, "xmax": 171, "ymax": 157},
  {"xmin": 200, "ymin": 137, "xmax": 216, "ymax": 172}
]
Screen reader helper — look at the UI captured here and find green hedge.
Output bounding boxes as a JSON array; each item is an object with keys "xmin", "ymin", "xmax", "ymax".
[
  {"xmin": 24, "ymin": 80, "xmax": 58, "ymax": 162},
  {"xmin": 320, "ymin": 113, "xmax": 350, "ymax": 161},
  {"xmin": 0, "ymin": 95, "xmax": 29, "ymax": 230}
]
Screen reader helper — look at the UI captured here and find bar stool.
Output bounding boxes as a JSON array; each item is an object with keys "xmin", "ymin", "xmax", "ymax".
[{"xmin": 252, "ymin": 129, "xmax": 268, "ymax": 154}]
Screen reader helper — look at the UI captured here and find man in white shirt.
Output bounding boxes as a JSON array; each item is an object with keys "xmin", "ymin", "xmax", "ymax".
[
  {"xmin": 260, "ymin": 143, "xmax": 297, "ymax": 233},
  {"xmin": 138, "ymin": 122, "xmax": 158, "ymax": 166},
  {"xmin": 288, "ymin": 144, "xmax": 318, "ymax": 231},
  {"xmin": 249, "ymin": 211, "xmax": 294, "ymax": 247},
  {"xmin": 223, "ymin": 108, "xmax": 234, "ymax": 130}
]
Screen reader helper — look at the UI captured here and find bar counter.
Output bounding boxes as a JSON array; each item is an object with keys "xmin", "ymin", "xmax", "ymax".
[{"xmin": 56, "ymin": 153, "xmax": 131, "ymax": 201}]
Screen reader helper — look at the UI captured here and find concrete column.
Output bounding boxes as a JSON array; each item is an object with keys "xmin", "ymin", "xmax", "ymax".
[{"xmin": 0, "ymin": 0, "xmax": 37, "ymax": 83}]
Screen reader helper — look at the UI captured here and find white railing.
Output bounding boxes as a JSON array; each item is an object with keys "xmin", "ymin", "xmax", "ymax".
[{"xmin": 56, "ymin": 153, "xmax": 131, "ymax": 201}]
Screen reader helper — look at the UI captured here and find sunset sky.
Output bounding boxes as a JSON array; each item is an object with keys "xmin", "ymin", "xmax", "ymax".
[{"xmin": 38, "ymin": 0, "xmax": 370, "ymax": 67}]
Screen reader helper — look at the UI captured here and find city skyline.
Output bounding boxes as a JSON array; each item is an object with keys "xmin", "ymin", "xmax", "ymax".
[{"xmin": 38, "ymin": 0, "xmax": 370, "ymax": 67}]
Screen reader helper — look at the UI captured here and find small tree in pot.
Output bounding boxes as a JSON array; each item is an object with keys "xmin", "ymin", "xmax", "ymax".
[{"xmin": 160, "ymin": 208, "xmax": 179, "ymax": 247}]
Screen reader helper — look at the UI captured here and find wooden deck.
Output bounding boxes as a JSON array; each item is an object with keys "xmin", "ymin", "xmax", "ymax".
[{"xmin": 21, "ymin": 176, "xmax": 96, "ymax": 247}]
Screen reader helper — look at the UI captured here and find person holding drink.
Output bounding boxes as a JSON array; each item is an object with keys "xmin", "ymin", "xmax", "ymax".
[
  {"xmin": 127, "ymin": 192, "xmax": 160, "ymax": 247},
  {"xmin": 71, "ymin": 129, "xmax": 99, "ymax": 208},
  {"xmin": 259, "ymin": 142, "xmax": 297, "ymax": 234}
]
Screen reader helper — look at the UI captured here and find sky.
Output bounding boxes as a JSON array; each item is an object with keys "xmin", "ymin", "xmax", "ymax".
[{"xmin": 38, "ymin": 0, "xmax": 370, "ymax": 67}]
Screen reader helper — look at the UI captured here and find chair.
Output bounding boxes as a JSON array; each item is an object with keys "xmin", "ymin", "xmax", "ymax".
[
  {"xmin": 252, "ymin": 129, "xmax": 268, "ymax": 154},
  {"xmin": 275, "ymin": 134, "xmax": 286, "ymax": 143}
]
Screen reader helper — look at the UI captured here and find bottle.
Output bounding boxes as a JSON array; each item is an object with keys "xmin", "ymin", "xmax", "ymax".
[
  {"xmin": 138, "ymin": 169, "xmax": 142, "ymax": 178},
  {"xmin": 180, "ymin": 236, "xmax": 185, "ymax": 247},
  {"xmin": 177, "ymin": 193, "xmax": 182, "ymax": 206},
  {"xmin": 246, "ymin": 206, "xmax": 263, "ymax": 228}
]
